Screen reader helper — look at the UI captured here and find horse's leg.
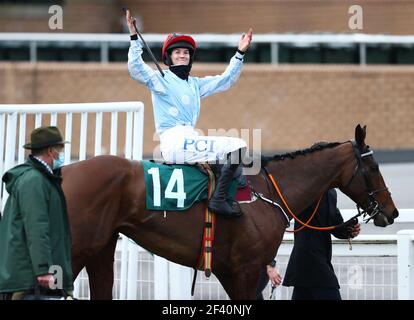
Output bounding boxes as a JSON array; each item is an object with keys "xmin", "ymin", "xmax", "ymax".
[
  {"xmin": 71, "ymin": 255, "xmax": 85, "ymax": 283},
  {"xmin": 216, "ymin": 267, "xmax": 261, "ymax": 300},
  {"xmin": 86, "ymin": 235, "xmax": 118, "ymax": 300}
]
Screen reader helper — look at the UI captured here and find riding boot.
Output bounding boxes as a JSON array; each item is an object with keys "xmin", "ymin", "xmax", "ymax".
[{"xmin": 208, "ymin": 162, "xmax": 242, "ymax": 217}]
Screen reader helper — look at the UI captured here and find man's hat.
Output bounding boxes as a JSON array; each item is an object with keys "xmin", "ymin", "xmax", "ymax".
[{"xmin": 23, "ymin": 126, "xmax": 69, "ymax": 149}]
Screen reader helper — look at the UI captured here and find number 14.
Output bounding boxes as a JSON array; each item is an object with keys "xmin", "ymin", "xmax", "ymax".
[{"xmin": 148, "ymin": 168, "xmax": 187, "ymax": 208}]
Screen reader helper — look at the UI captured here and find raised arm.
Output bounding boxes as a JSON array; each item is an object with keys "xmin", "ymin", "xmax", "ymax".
[
  {"xmin": 198, "ymin": 28, "xmax": 253, "ymax": 99},
  {"xmin": 126, "ymin": 9, "xmax": 165, "ymax": 94}
]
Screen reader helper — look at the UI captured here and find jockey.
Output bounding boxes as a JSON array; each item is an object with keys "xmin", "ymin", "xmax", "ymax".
[{"xmin": 126, "ymin": 9, "xmax": 252, "ymax": 218}]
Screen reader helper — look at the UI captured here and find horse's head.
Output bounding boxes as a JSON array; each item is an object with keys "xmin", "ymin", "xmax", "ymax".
[{"xmin": 339, "ymin": 124, "xmax": 399, "ymax": 227}]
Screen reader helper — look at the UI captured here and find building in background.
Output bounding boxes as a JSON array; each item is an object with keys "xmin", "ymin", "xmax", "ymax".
[
  {"xmin": 0, "ymin": 0, "xmax": 413, "ymax": 159},
  {"xmin": 1, "ymin": 0, "xmax": 414, "ymax": 64}
]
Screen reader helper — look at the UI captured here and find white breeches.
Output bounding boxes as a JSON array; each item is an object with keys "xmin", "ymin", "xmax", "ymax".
[{"xmin": 159, "ymin": 126, "xmax": 246, "ymax": 164}]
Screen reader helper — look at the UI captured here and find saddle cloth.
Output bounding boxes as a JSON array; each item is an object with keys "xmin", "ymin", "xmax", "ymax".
[{"xmin": 141, "ymin": 160, "xmax": 249, "ymax": 211}]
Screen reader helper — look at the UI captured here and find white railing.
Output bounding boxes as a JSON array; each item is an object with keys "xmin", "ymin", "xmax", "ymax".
[
  {"xmin": 397, "ymin": 230, "xmax": 414, "ymax": 299},
  {"xmin": 73, "ymin": 209, "xmax": 414, "ymax": 300},
  {"xmin": 1, "ymin": 32, "xmax": 414, "ymax": 64},
  {"xmin": 0, "ymin": 101, "xmax": 144, "ymax": 212}
]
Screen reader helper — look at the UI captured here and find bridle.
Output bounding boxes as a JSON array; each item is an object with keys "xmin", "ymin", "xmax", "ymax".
[
  {"xmin": 255, "ymin": 140, "xmax": 392, "ymax": 232},
  {"xmin": 343, "ymin": 140, "xmax": 391, "ymax": 224}
]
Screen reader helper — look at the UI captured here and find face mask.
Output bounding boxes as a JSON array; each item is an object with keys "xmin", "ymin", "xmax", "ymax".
[
  {"xmin": 53, "ymin": 151, "xmax": 65, "ymax": 170},
  {"xmin": 169, "ymin": 64, "xmax": 191, "ymax": 80}
]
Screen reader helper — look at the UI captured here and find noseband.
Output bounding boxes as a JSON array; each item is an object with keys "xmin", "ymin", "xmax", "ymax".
[{"xmin": 344, "ymin": 141, "xmax": 390, "ymax": 223}]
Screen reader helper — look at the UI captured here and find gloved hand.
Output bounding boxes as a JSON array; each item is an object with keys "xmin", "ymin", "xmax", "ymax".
[{"xmin": 336, "ymin": 218, "xmax": 360, "ymax": 238}]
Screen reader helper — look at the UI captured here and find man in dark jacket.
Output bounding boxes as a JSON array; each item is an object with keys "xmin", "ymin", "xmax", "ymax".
[
  {"xmin": 282, "ymin": 189, "xmax": 360, "ymax": 300},
  {"xmin": 0, "ymin": 126, "xmax": 73, "ymax": 300}
]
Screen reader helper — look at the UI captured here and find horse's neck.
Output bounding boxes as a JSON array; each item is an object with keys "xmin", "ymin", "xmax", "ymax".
[{"xmin": 266, "ymin": 143, "xmax": 352, "ymax": 214}]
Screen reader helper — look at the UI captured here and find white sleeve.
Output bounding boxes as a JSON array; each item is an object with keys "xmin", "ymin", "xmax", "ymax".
[
  {"xmin": 128, "ymin": 40, "xmax": 166, "ymax": 95},
  {"xmin": 197, "ymin": 51, "xmax": 244, "ymax": 99}
]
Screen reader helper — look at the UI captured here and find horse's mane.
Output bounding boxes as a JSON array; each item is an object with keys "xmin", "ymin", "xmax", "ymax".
[{"xmin": 261, "ymin": 141, "xmax": 341, "ymax": 166}]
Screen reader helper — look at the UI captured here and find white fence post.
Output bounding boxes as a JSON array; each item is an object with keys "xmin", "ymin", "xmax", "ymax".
[
  {"xmin": 119, "ymin": 235, "xmax": 128, "ymax": 299},
  {"xmin": 126, "ymin": 241, "xmax": 139, "ymax": 300},
  {"xmin": 168, "ymin": 262, "xmax": 193, "ymax": 300},
  {"xmin": 73, "ymin": 276, "xmax": 81, "ymax": 298},
  {"xmin": 4, "ymin": 112, "xmax": 17, "ymax": 173},
  {"xmin": 154, "ymin": 256, "xmax": 169, "ymax": 299},
  {"xmin": 397, "ymin": 230, "xmax": 414, "ymax": 300},
  {"xmin": 1, "ymin": 112, "xmax": 17, "ymax": 211},
  {"xmin": 0, "ymin": 114, "xmax": 5, "ymax": 186}
]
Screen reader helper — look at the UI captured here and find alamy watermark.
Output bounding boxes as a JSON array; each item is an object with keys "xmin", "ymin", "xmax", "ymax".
[
  {"xmin": 347, "ymin": 264, "xmax": 364, "ymax": 290},
  {"xmin": 348, "ymin": 5, "xmax": 363, "ymax": 31},
  {"xmin": 48, "ymin": 5, "xmax": 63, "ymax": 30},
  {"xmin": 48, "ymin": 265, "xmax": 63, "ymax": 290}
]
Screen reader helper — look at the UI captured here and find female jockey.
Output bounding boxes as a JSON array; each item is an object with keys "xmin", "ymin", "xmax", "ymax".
[{"xmin": 126, "ymin": 9, "xmax": 252, "ymax": 218}]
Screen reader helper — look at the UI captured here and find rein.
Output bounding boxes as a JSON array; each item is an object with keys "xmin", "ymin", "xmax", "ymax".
[{"xmin": 265, "ymin": 169, "xmax": 335, "ymax": 231}]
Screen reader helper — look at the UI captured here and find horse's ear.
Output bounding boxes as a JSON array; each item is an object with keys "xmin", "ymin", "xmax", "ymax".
[{"xmin": 355, "ymin": 124, "xmax": 367, "ymax": 147}]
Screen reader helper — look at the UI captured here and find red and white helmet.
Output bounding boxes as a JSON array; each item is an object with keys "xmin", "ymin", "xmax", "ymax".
[{"xmin": 161, "ymin": 33, "xmax": 196, "ymax": 66}]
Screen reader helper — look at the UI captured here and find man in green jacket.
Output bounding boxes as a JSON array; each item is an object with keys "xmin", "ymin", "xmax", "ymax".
[{"xmin": 0, "ymin": 126, "xmax": 73, "ymax": 300}]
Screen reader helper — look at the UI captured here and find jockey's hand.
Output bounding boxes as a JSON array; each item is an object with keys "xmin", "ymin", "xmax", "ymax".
[
  {"xmin": 238, "ymin": 28, "xmax": 253, "ymax": 53},
  {"xmin": 37, "ymin": 274, "xmax": 55, "ymax": 289},
  {"xmin": 125, "ymin": 9, "xmax": 137, "ymax": 35},
  {"xmin": 267, "ymin": 265, "xmax": 282, "ymax": 287}
]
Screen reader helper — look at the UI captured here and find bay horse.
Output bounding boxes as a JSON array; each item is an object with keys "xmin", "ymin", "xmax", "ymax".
[{"xmin": 63, "ymin": 125, "xmax": 398, "ymax": 299}]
